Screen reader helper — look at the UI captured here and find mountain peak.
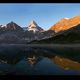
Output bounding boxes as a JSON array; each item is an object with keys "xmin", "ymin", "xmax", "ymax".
[
  {"xmin": 60, "ymin": 18, "xmax": 69, "ymax": 21},
  {"xmin": 8, "ymin": 21, "xmax": 16, "ymax": 24},
  {"xmin": 30, "ymin": 20, "xmax": 37, "ymax": 25},
  {"xmin": 10, "ymin": 21, "xmax": 14, "ymax": 23},
  {"xmin": 28, "ymin": 20, "xmax": 38, "ymax": 28},
  {"xmin": 64, "ymin": 17, "xmax": 69, "ymax": 20},
  {"xmin": 5, "ymin": 21, "xmax": 23, "ymax": 31},
  {"xmin": 27, "ymin": 20, "xmax": 44, "ymax": 33}
]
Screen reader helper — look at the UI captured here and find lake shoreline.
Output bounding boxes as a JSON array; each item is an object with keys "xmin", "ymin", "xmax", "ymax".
[{"xmin": 0, "ymin": 43, "xmax": 80, "ymax": 47}]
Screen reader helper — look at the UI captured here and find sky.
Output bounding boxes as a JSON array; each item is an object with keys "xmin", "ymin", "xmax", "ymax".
[{"xmin": 0, "ymin": 3, "xmax": 80, "ymax": 30}]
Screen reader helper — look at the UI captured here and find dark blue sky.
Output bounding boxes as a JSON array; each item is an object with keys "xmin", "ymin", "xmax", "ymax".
[{"xmin": 0, "ymin": 3, "xmax": 80, "ymax": 30}]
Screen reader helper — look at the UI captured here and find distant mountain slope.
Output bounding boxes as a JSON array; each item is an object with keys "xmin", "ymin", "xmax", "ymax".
[
  {"xmin": 31, "ymin": 24, "xmax": 80, "ymax": 43},
  {"xmin": 0, "ymin": 21, "xmax": 23, "ymax": 31},
  {"xmin": 50, "ymin": 16, "xmax": 80, "ymax": 33},
  {"xmin": 23, "ymin": 20, "xmax": 54, "ymax": 41},
  {"xmin": 0, "ymin": 22, "xmax": 25, "ymax": 43},
  {"xmin": 0, "ymin": 15, "xmax": 80, "ymax": 44},
  {"xmin": 0, "ymin": 21, "xmax": 55, "ymax": 43}
]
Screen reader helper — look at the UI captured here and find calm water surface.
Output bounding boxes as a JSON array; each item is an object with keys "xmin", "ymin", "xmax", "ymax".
[{"xmin": 0, "ymin": 44, "xmax": 80, "ymax": 75}]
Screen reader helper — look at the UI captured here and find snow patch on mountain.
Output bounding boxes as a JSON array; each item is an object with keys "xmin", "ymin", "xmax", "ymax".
[
  {"xmin": 64, "ymin": 17, "xmax": 69, "ymax": 20},
  {"xmin": 27, "ymin": 20, "xmax": 44, "ymax": 33}
]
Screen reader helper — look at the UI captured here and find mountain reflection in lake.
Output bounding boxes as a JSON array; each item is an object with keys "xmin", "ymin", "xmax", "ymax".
[{"xmin": 0, "ymin": 45, "xmax": 80, "ymax": 75}]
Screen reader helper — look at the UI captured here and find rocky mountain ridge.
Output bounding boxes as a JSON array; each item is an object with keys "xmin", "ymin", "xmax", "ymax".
[
  {"xmin": 50, "ymin": 16, "xmax": 80, "ymax": 33},
  {"xmin": 0, "ymin": 20, "xmax": 54, "ymax": 43},
  {"xmin": 0, "ymin": 15, "xmax": 80, "ymax": 44}
]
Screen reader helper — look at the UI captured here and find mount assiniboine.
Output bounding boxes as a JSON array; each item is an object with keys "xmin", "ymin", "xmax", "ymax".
[{"xmin": 26, "ymin": 20, "xmax": 44, "ymax": 33}]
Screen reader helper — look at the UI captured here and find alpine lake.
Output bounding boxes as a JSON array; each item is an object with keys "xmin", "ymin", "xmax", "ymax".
[{"xmin": 0, "ymin": 44, "xmax": 80, "ymax": 75}]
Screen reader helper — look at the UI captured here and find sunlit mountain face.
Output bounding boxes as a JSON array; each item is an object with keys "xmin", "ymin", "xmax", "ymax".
[{"xmin": 50, "ymin": 16, "xmax": 80, "ymax": 33}]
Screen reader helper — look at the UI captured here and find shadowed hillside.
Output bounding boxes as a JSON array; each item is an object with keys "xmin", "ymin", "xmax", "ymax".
[{"xmin": 31, "ymin": 24, "xmax": 80, "ymax": 44}]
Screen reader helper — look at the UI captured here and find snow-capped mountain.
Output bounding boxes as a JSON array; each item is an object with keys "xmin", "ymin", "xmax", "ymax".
[
  {"xmin": 23, "ymin": 20, "xmax": 54, "ymax": 41},
  {"xmin": 0, "ymin": 21, "xmax": 55, "ymax": 43},
  {"xmin": 26, "ymin": 20, "xmax": 44, "ymax": 33}
]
